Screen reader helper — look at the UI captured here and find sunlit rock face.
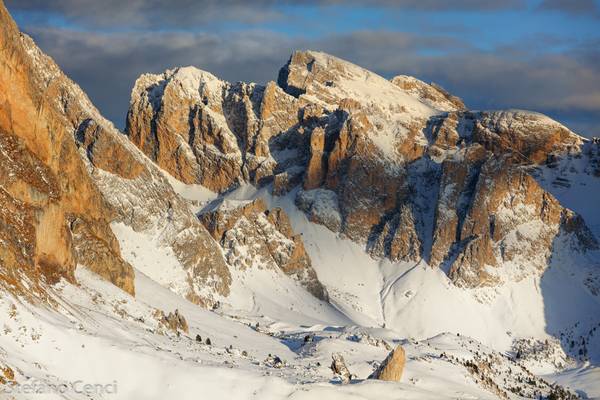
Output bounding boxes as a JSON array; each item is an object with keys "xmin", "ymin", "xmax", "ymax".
[
  {"xmin": 275, "ymin": 51, "xmax": 596, "ymax": 288},
  {"xmin": 126, "ymin": 49, "xmax": 598, "ymax": 289},
  {"xmin": 0, "ymin": 2, "xmax": 134, "ymax": 296},
  {"xmin": 0, "ymin": 1, "xmax": 235, "ymax": 306}
]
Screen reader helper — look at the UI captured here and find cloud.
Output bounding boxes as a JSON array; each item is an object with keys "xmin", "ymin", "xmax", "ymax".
[
  {"xmin": 18, "ymin": 25, "xmax": 600, "ymax": 138},
  {"xmin": 6, "ymin": 0, "xmax": 284, "ymax": 28},
  {"xmin": 23, "ymin": 27, "xmax": 298, "ymax": 127},
  {"xmin": 6, "ymin": 0, "xmax": 528, "ymax": 29},
  {"xmin": 538, "ymin": 0, "xmax": 600, "ymax": 15}
]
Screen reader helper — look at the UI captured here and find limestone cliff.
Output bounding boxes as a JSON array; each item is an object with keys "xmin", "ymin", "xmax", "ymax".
[
  {"xmin": 0, "ymin": 1, "xmax": 134, "ymax": 296},
  {"xmin": 0, "ymin": 0, "xmax": 233, "ymax": 306},
  {"xmin": 126, "ymin": 49, "xmax": 599, "ymax": 290},
  {"xmin": 200, "ymin": 198, "xmax": 328, "ymax": 301}
]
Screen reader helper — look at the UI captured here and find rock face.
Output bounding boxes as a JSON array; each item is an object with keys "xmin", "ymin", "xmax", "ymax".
[
  {"xmin": 84, "ymin": 141, "xmax": 232, "ymax": 307},
  {"xmin": 330, "ymin": 353, "xmax": 353, "ymax": 384},
  {"xmin": 5, "ymin": 0, "xmax": 595, "ymax": 313},
  {"xmin": 126, "ymin": 68, "xmax": 304, "ymax": 193},
  {"xmin": 155, "ymin": 309, "xmax": 189, "ymax": 334},
  {"xmin": 391, "ymin": 75, "xmax": 466, "ymax": 112},
  {"xmin": 199, "ymin": 199, "xmax": 328, "ymax": 300},
  {"xmin": 275, "ymin": 51, "xmax": 596, "ymax": 288},
  {"xmin": 0, "ymin": 0, "xmax": 234, "ymax": 306},
  {"xmin": 586, "ymin": 137, "xmax": 600, "ymax": 177},
  {"xmin": 0, "ymin": 1, "xmax": 134, "ymax": 296},
  {"xmin": 126, "ymin": 49, "xmax": 598, "ymax": 290},
  {"xmin": 369, "ymin": 345, "xmax": 406, "ymax": 382}
]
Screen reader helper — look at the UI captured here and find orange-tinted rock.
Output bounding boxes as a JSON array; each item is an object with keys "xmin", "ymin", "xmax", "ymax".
[
  {"xmin": 369, "ymin": 204, "xmax": 422, "ymax": 262},
  {"xmin": 471, "ymin": 111, "xmax": 581, "ymax": 164},
  {"xmin": 304, "ymin": 127, "xmax": 327, "ymax": 189},
  {"xmin": 391, "ymin": 75, "xmax": 465, "ymax": 112},
  {"xmin": 121, "ymin": 48, "xmax": 599, "ymax": 293},
  {"xmin": 0, "ymin": 2, "xmax": 134, "ymax": 296},
  {"xmin": 369, "ymin": 345, "xmax": 406, "ymax": 382},
  {"xmin": 75, "ymin": 119, "xmax": 144, "ymax": 179},
  {"xmin": 126, "ymin": 69, "xmax": 304, "ymax": 193}
]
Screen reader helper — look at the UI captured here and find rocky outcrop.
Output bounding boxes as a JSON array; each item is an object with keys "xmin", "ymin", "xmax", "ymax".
[
  {"xmin": 586, "ymin": 137, "xmax": 600, "ymax": 177},
  {"xmin": 75, "ymin": 118, "xmax": 145, "ymax": 179},
  {"xmin": 126, "ymin": 67, "xmax": 305, "ymax": 193},
  {"xmin": 80, "ymin": 122, "xmax": 232, "ymax": 307},
  {"xmin": 330, "ymin": 353, "xmax": 353, "ymax": 384},
  {"xmin": 369, "ymin": 345, "xmax": 406, "ymax": 382},
  {"xmin": 155, "ymin": 309, "xmax": 189, "ymax": 334},
  {"xmin": 200, "ymin": 198, "xmax": 328, "ymax": 300},
  {"xmin": 126, "ymin": 68, "xmax": 243, "ymax": 191},
  {"xmin": 0, "ymin": 1, "xmax": 235, "ymax": 307},
  {"xmin": 275, "ymin": 51, "xmax": 597, "ymax": 288},
  {"xmin": 124, "ymin": 49, "xmax": 598, "ymax": 291},
  {"xmin": 368, "ymin": 204, "xmax": 422, "ymax": 262},
  {"xmin": 391, "ymin": 75, "xmax": 466, "ymax": 112},
  {"xmin": 0, "ymin": 1, "xmax": 134, "ymax": 296},
  {"xmin": 304, "ymin": 127, "xmax": 327, "ymax": 189},
  {"xmin": 469, "ymin": 111, "xmax": 581, "ymax": 164},
  {"xmin": 70, "ymin": 218, "xmax": 135, "ymax": 295},
  {"xmin": 295, "ymin": 189, "xmax": 342, "ymax": 233}
]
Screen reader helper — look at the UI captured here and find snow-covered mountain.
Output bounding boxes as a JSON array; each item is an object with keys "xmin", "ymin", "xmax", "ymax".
[{"xmin": 0, "ymin": 0, "xmax": 599, "ymax": 398}]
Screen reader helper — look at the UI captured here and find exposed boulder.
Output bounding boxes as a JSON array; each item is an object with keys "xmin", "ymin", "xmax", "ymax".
[
  {"xmin": 330, "ymin": 353, "xmax": 353, "ymax": 384},
  {"xmin": 155, "ymin": 308, "xmax": 189, "ymax": 334},
  {"xmin": 264, "ymin": 354, "xmax": 285, "ymax": 368},
  {"xmin": 369, "ymin": 345, "xmax": 406, "ymax": 382}
]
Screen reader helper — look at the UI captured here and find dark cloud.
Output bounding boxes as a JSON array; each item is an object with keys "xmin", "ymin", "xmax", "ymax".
[
  {"xmin": 23, "ymin": 27, "xmax": 296, "ymax": 127},
  {"xmin": 6, "ymin": 0, "xmax": 527, "ymax": 29},
  {"xmin": 21, "ymin": 26, "xmax": 600, "ymax": 137},
  {"xmin": 6, "ymin": 0, "xmax": 284, "ymax": 28},
  {"xmin": 538, "ymin": 0, "xmax": 600, "ymax": 15}
]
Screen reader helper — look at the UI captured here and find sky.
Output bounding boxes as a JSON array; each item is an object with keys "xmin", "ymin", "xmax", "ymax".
[{"xmin": 5, "ymin": 0, "xmax": 600, "ymax": 137}]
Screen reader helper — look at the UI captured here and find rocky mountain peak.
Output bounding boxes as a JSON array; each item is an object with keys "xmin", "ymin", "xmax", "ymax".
[
  {"xmin": 1, "ymin": 2, "xmax": 599, "ymax": 396},
  {"xmin": 277, "ymin": 50, "xmax": 439, "ymax": 118},
  {"xmin": 131, "ymin": 66, "xmax": 228, "ymax": 113},
  {"xmin": 390, "ymin": 75, "xmax": 466, "ymax": 112},
  {"xmin": 122, "ymin": 47, "xmax": 599, "ymax": 291}
]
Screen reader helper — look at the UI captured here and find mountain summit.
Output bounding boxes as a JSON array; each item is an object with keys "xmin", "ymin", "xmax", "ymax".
[
  {"xmin": 1, "ymin": 1, "xmax": 600, "ymax": 398},
  {"xmin": 126, "ymin": 48, "xmax": 598, "ymax": 291}
]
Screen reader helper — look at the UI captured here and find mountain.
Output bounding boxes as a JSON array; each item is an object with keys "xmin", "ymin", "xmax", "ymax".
[
  {"xmin": 0, "ymin": 2, "xmax": 134, "ymax": 296},
  {"xmin": 1, "ymin": 1, "xmax": 600, "ymax": 398},
  {"xmin": 126, "ymin": 49, "xmax": 598, "ymax": 291}
]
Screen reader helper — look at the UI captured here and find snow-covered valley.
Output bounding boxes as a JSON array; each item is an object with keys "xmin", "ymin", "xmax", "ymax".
[{"xmin": 4, "ymin": 179, "xmax": 599, "ymax": 399}]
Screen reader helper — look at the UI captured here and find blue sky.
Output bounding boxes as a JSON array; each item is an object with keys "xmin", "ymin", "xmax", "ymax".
[{"xmin": 5, "ymin": 0, "xmax": 600, "ymax": 136}]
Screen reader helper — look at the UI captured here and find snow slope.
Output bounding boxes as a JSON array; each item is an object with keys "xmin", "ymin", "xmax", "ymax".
[
  {"xmin": 211, "ymin": 185, "xmax": 598, "ymax": 356},
  {"xmin": 87, "ymin": 174, "xmax": 600, "ymax": 398},
  {"xmin": 2, "ymin": 178, "xmax": 599, "ymax": 399},
  {"xmin": 2, "ymin": 269, "xmax": 588, "ymax": 400}
]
